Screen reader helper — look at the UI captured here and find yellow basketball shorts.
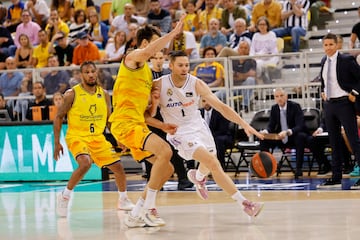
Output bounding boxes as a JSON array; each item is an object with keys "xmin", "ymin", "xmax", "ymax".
[{"xmin": 65, "ymin": 134, "xmax": 119, "ymax": 168}]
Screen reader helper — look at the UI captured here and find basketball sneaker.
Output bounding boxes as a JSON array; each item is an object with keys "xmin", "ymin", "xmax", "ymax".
[
  {"xmin": 148, "ymin": 208, "xmax": 166, "ymax": 226},
  {"xmin": 118, "ymin": 197, "xmax": 135, "ymax": 211},
  {"xmin": 351, "ymin": 179, "xmax": 360, "ymax": 190},
  {"xmin": 56, "ymin": 193, "xmax": 70, "ymax": 217},
  {"xmin": 187, "ymin": 169, "xmax": 208, "ymax": 200},
  {"xmin": 141, "ymin": 209, "xmax": 162, "ymax": 227},
  {"xmin": 124, "ymin": 213, "xmax": 146, "ymax": 228},
  {"xmin": 242, "ymin": 200, "xmax": 264, "ymax": 217}
]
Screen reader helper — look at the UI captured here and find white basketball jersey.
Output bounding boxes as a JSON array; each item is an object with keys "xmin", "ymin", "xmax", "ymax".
[{"xmin": 159, "ymin": 73, "xmax": 204, "ymax": 134}]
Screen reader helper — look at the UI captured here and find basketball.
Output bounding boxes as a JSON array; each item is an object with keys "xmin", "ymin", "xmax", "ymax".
[{"xmin": 250, "ymin": 151, "xmax": 277, "ymax": 178}]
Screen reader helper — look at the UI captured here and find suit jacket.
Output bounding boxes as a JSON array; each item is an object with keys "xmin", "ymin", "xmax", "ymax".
[
  {"xmin": 200, "ymin": 108, "xmax": 232, "ymax": 138},
  {"xmin": 320, "ymin": 52, "xmax": 360, "ymax": 109},
  {"xmin": 267, "ymin": 100, "xmax": 307, "ymax": 135}
]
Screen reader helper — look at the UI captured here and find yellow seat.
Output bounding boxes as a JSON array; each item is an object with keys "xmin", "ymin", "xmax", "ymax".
[{"xmin": 100, "ymin": 1, "xmax": 112, "ymax": 22}]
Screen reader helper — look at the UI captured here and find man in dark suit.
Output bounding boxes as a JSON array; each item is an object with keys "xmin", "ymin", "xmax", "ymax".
[
  {"xmin": 317, "ymin": 33, "xmax": 360, "ymax": 189},
  {"xmin": 200, "ymin": 99, "xmax": 233, "ymax": 170},
  {"xmin": 259, "ymin": 88, "xmax": 308, "ymax": 178}
]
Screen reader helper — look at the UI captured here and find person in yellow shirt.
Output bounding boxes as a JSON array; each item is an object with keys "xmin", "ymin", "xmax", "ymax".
[
  {"xmin": 32, "ymin": 29, "xmax": 51, "ymax": 68},
  {"xmin": 249, "ymin": 0, "xmax": 282, "ymax": 32},
  {"xmin": 109, "ymin": 15, "xmax": 185, "ymax": 228},
  {"xmin": 196, "ymin": 0, "xmax": 223, "ymax": 40},
  {"xmin": 53, "ymin": 61, "xmax": 134, "ymax": 217},
  {"xmin": 45, "ymin": 9, "xmax": 70, "ymax": 41}
]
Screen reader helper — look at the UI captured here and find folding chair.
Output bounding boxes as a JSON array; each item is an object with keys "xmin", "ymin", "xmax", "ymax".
[{"xmin": 235, "ymin": 109, "xmax": 270, "ymax": 176}]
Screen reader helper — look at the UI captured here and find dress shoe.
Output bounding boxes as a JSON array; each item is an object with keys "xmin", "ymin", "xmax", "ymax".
[{"xmin": 177, "ymin": 179, "xmax": 194, "ymax": 190}]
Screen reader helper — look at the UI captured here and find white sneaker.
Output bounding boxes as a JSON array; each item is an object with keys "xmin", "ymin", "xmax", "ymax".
[
  {"xmin": 148, "ymin": 208, "xmax": 166, "ymax": 226},
  {"xmin": 141, "ymin": 209, "xmax": 161, "ymax": 227},
  {"xmin": 124, "ymin": 213, "xmax": 146, "ymax": 228},
  {"xmin": 57, "ymin": 193, "xmax": 70, "ymax": 217},
  {"xmin": 118, "ymin": 197, "xmax": 135, "ymax": 211}
]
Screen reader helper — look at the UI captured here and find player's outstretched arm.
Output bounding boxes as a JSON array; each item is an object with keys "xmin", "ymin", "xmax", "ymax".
[
  {"xmin": 53, "ymin": 89, "xmax": 74, "ymax": 160},
  {"xmin": 195, "ymin": 79, "xmax": 264, "ymax": 140},
  {"xmin": 126, "ymin": 14, "xmax": 186, "ymax": 64}
]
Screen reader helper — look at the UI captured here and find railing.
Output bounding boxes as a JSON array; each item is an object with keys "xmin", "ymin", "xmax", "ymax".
[{"xmin": 2, "ymin": 49, "xmax": 359, "ymax": 123}]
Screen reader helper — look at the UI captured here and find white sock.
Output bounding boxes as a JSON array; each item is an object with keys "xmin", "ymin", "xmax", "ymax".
[
  {"xmin": 231, "ymin": 191, "xmax": 246, "ymax": 206},
  {"xmin": 196, "ymin": 169, "xmax": 207, "ymax": 181},
  {"xmin": 143, "ymin": 188, "xmax": 158, "ymax": 210},
  {"xmin": 63, "ymin": 187, "xmax": 73, "ymax": 199},
  {"xmin": 118, "ymin": 191, "xmax": 128, "ymax": 200},
  {"xmin": 130, "ymin": 197, "xmax": 144, "ymax": 217}
]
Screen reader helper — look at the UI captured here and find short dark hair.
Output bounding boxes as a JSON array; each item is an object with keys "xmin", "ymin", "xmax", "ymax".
[
  {"xmin": 202, "ymin": 46, "xmax": 217, "ymax": 58},
  {"xmin": 80, "ymin": 61, "xmax": 97, "ymax": 72},
  {"xmin": 0, "ymin": 92, "xmax": 4, "ymax": 100},
  {"xmin": 323, "ymin": 33, "xmax": 338, "ymax": 43},
  {"xmin": 136, "ymin": 25, "xmax": 161, "ymax": 48},
  {"xmin": 33, "ymin": 81, "xmax": 45, "ymax": 88},
  {"xmin": 256, "ymin": 16, "xmax": 270, "ymax": 31},
  {"xmin": 168, "ymin": 50, "xmax": 188, "ymax": 62}
]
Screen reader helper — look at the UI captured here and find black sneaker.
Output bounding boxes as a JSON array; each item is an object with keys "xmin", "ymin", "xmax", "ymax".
[
  {"xmin": 350, "ymin": 179, "xmax": 360, "ymax": 190},
  {"xmin": 317, "ymin": 178, "xmax": 342, "ymax": 189},
  {"xmin": 177, "ymin": 179, "xmax": 194, "ymax": 190}
]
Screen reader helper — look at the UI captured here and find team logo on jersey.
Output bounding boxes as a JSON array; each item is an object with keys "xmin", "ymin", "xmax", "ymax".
[
  {"xmin": 89, "ymin": 104, "xmax": 97, "ymax": 115},
  {"xmin": 167, "ymin": 88, "xmax": 173, "ymax": 96},
  {"xmin": 186, "ymin": 92, "xmax": 193, "ymax": 97}
]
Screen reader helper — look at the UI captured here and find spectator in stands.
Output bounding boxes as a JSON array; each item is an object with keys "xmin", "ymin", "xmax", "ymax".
[
  {"xmin": 124, "ymin": 23, "xmax": 139, "ymax": 54},
  {"xmin": 69, "ymin": 69, "xmax": 81, "ymax": 87},
  {"xmin": 199, "ymin": 18, "xmax": 227, "ymax": 56},
  {"xmin": 0, "ymin": 92, "xmax": 15, "ymax": 121},
  {"xmin": 25, "ymin": 0, "xmax": 50, "ymax": 29},
  {"xmin": 68, "ymin": 9, "xmax": 89, "ymax": 45},
  {"xmin": 70, "ymin": 0, "xmax": 96, "ymax": 19},
  {"xmin": 182, "ymin": 0, "xmax": 199, "ymax": 33},
  {"xmin": 259, "ymin": 87, "xmax": 309, "ymax": 179},
  {"xmin": 86, "ymin": 9, "xmax": 108, "ymax": 49},
  {"xmin": 148, "ymin": 0, "xmax": 172, "ymax": 34},
  {"xmin": 109, "ymin": 0, "xmax": 132, "ymax": 24},
  {"xmin": 308, "ymin": 0, "xmax": 334, "ymax": 31},
  {"xmin": 249, "ymin": 0, "xmax": 282, "ymax": 32},
  {"xmin": 4, "ymin": 0, "xmax": 25, "ymax": 33},
  {"xmin": 97, "ymin": 68, "xmax": 114, "ymax": 91},
  {"xmin": 0, "ymin": 2, "xmax": 6, "ymax": 25},
  {"xmin": 272, "ymin": 0, "xmax": 311, "ymax": 52},
  {"xmin": 0, "ymin": 26, "xmax": 16, "ymax": 69},
  {"xmin": 52, "ymin": 91, "xmax": 64, "ymax": 107},
  {"xmin": 13, "ymin": 78, "xmax": 31, "ymax": 121},
  {"xmin": 14, "ymin": 33, "xmax": 33, "ymax": 68},
  {"xmin": 165, "ymin": 18, "xmax": 200, "ymax": 60},
  {"xmin": 48, "ymin": 31, "xmax": 74, "ymax": 66},
  {"xmin": 196, "ymin": 0, "xmax": 223, "ymax": 41},
  {"xmin": 50, "ymin": 0, "xmax": 71, "ymax": 23},
  {"xmin": 132, "ymin": 0, "xmax": 151, "ymax": 18},
  {"xmin": 43, "ymin": 55, "xmax": 70, "ymax": 94},
  {"xmin": 193, "ymin": 46, "xmax": 224, "ymax": 88},
  {"xmin": 200, "ymin": 98, "xmax": 233, "ymax": 170},
  {"xmin": 15, "ymin": 9, "xmax": 41, "ymax": 48},
  {"xmin": 32, "ymin": 29, "xmax": 51, "ymax": 68},
  {"xmin": 159, "ymin": 0, "xmax": 180, "ymax": 19},
  {"xmin": 45, "ymin": 9, "xmax": 70, "ymax": 42},
  {"xmin": 25, "ymin": 81, "xmax": 52, "ymax": 120},
  {"xmin": 0, "ymin": 57, "xmax": 24, "ymax": 97},
  {"xmin": 250, "ymin": 16, "xmax": 279, "ymax": 84},
  {"xmin": 109, "ymin": 3, "xmax": 146, "ymax": 39},
  {"xmin": 103, "ymin": 31, "xmax": 127, "ymax": 63},
  {"xmin": 227, "ymin": 18, "xmax": 252, "ymax": 50},
  {"xmin": 220, "ymin": 0, "xmax": 248, "ymax": 37},
  {"xmin": 72, "ymin": 31, "xmax": 101, "ymax": 65},
  {"xmin": 217, "ymin": 40, "xmax": 256, "ymax": 111},
  {"xmin": 349, "ymin": 6, "xmax": 360, "ymax": 49}
]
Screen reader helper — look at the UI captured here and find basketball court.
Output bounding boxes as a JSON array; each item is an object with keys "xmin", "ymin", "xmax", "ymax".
[{"xmin": 1, "ymin": 173, "xmax": 360, "ymax": 240}]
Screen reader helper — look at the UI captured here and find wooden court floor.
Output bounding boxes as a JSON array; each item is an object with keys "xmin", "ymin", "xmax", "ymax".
[{"xmin": 1, "ymin": 173, "xmax": 360, "ymax": 240}]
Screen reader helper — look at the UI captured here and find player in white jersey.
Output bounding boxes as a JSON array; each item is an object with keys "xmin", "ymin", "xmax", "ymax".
[{"xmin": 147, "ymin": 51, "xmax": 265, "ymax": 218}]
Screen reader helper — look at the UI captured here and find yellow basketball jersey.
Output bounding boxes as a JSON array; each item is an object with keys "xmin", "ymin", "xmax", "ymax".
[
  {"xmin": 109, "ymin": 61, "xmax": 153, "ymax": 124},
  {"xmin": 67, "ymin": 84, "xmax": 107, "ymax": 137}
]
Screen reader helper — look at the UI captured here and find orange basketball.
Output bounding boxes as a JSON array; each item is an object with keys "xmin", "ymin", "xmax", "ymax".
[{"xmin": 250, "ymin": 151, "xmax": 277, "ymax": 178}]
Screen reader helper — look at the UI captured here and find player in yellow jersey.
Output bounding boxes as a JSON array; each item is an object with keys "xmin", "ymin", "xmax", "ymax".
[
  {"xmin": 109, "ymin": 15, "xmax": 186, "ymax": 228},
  {"xmin": 53, "ymin": 61, "xmax": 134, "ymax": 217}
]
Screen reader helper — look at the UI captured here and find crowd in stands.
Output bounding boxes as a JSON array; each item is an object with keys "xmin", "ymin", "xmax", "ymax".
[{"xmin": 0, "ymin": 0, "xmax": 359, "ymax": 123}]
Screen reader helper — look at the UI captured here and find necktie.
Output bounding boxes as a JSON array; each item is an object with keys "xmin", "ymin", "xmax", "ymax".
[
  {"xmin": 205, "ymin": 110, "xmax": 211, "ymax": 126},
  {"xmin": 326, "ymin": 58, "xmax": 332, "ymax": 99},
  {"xmin": 280, "ymin": 109, "xmax": 288, "ymax": 144}
]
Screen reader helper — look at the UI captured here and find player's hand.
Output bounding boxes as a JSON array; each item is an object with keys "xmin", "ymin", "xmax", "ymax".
[
  {"xmin": 162, "ymin": 123, "xmax": 178, "ymax": 135},
  {"xmin": 54, "ymin": 143, "xmax": 64, "ymax": 161},
  {"xmin": 172, "ymin": 13, "xmax": 185, "ymax": 35},
  {"xmin": 348, "ymin": 93, "xmax": 356, "ymax": 103},
  {"xmin": 245, "ymin": 125, "xmax": 264, "ymax": 140}
]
